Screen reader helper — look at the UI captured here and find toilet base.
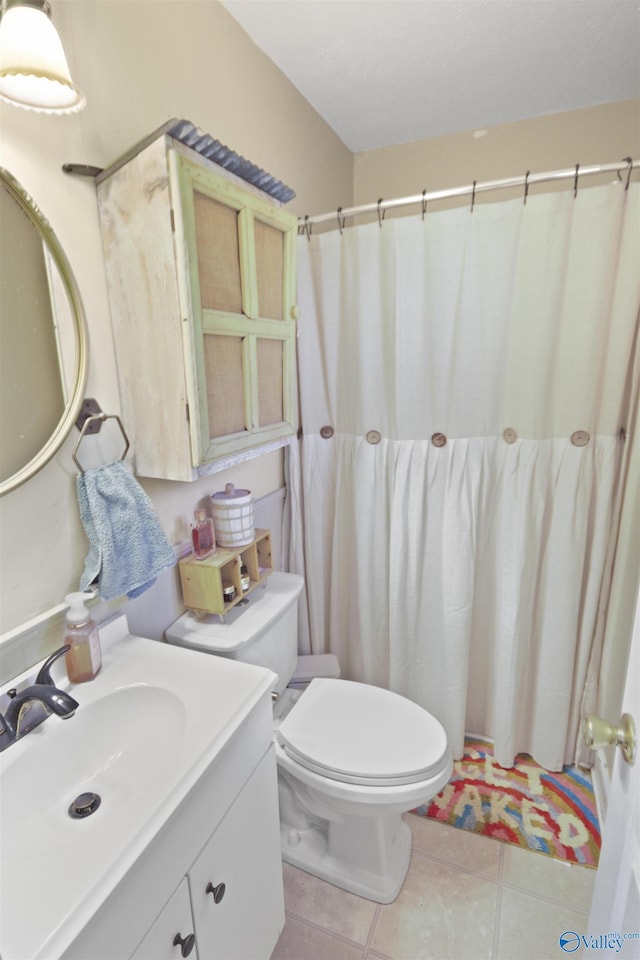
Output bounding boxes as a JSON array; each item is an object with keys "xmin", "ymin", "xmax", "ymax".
[{"xmin": 280, "ymin": 814, "xmax": 412, "ymax": 904}]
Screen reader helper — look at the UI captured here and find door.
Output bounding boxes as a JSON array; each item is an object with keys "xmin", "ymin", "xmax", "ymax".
[
  {"xmin": 171, "ymin": 149, "xmax": 298, "ymax": 467},
  {"xmin": 187, "ymin": 746, "xmax": 285, "ymax": 960},
  {"xmin": 132, "ymin": 878, "xmax": 197, "ymax": 960},
  {"xmin": 584, "ymin": 587, "xmax": 640, "ymax": 958}
]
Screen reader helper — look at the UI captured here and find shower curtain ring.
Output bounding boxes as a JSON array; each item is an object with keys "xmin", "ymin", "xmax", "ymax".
[
  {"xmin": 303, "ymin": 215, "xmax": 313, "ymax": 241},
  {"xmin": 377, "ymin": 198, "xmax": 385, "ymax": 227},
  {"xmin": 471, "ymin": 180, "xmax": 477, "ymax": 213},
  {"xmin": 622, "ymin": 156, "xmax": 633, "ymax": 190},
  {"xmin": 422, "ymin": 189, "xmax": 428, "ymax": 219},
  {"xmin": 523, "ymin": 170, "xmax": 530, "ymax": 205},
  {"xmin": 337, "ymin": 207, "xmax": 346, "ymax": 235},
  {"xmin": 574, "ymin": 163, "xmax": 580, "ymax": 198}
]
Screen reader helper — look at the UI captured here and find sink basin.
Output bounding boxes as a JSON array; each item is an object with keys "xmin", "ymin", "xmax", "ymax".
[{"xmin": 2, "ymin": 684, "xmax": 185, "ymax": 856}]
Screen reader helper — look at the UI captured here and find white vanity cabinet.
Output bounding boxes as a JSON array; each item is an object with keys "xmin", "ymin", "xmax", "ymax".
[
  {"xmin": 96, "ymin": 125, "xmax": 299, "ymax": 481},
  {"xmin": 130, "ymin": 748, "xmax": 282, "ymax": 960},
  {"xmin": 61, "ymin": 688, "xmax": 284, "ymax": 960},
  {"xmin": 0, "ymin": 623, "xmax": 284, "ymax": 960}
]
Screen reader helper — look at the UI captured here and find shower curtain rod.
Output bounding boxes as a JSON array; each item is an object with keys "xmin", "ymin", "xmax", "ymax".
[{"xmin": 298, "ymin": 158, "xmax": 638, "ymax": 230}]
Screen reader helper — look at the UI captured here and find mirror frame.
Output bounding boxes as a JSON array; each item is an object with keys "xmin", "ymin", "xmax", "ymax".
[{"xmin": 0, "ymin": 167, "xmax": 89, "ymax": 496}]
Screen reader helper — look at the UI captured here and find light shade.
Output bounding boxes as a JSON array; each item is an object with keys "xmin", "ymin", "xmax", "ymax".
[{"xmin": 0, "ymin": 0, "xmax": 84, "ymax": 113}]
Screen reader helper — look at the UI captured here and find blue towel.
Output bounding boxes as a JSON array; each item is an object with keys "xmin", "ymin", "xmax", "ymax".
[{"xmin": 77, "ymin": 460, "xmax": 176, "ymax": 601}]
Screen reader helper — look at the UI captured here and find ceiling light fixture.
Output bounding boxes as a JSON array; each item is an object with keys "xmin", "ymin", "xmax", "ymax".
[{"xmin": 0, "ymin": 0, "xmax": 85, "ymax": 114}]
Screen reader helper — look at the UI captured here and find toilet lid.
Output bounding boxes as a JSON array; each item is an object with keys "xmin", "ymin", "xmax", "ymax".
[{"xmin": 276, "ymin": 678, "xmax": 448, "ymax": 787}]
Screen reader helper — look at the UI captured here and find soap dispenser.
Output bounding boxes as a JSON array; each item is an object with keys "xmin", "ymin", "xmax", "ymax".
[{"xmin": 64, "ymin": 592, "xmax": 101, "ymax": 683}]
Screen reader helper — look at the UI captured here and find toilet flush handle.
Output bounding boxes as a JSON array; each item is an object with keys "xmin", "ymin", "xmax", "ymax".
[{"xmin": 583, "ymin": 713, "xmax": 637, "ymax": 765}]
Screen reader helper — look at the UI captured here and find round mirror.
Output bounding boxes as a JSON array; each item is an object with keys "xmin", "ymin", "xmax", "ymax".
[{"xmin": 0, "ymin": 167, "xmax": 88, "ymax": 495}]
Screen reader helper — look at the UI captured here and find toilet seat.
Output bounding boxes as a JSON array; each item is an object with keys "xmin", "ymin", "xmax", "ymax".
[{"xmin": 276, "ymin": 678, "xmax": 448, "ymax": 787}]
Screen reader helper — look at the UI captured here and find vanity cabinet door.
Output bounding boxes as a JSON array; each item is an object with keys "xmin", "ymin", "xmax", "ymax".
[
  {"xmin": 131, "ymin": 878, "xmax": 197, "ymax": 960},
  {"xmin": 188, "ymin": 746, "xmax": 284, "ymax": 960}
]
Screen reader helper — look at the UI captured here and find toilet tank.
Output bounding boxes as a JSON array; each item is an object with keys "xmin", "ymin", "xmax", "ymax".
[{"xmin": 165, "ymin": 571, "xmax": 304, "ymax": 695}]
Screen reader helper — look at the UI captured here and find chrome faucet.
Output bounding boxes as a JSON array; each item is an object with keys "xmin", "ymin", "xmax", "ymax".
[{"xmin": 0, "ymin": 646, "xmax": 79, "ymax": 752}]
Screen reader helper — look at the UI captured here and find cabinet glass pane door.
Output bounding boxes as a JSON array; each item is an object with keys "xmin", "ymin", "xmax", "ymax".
[
  {"xmin": 176, "ymin": 151, "xmax": 297, "ymax": 467},
  {"xmin": 255, "ymin": 219, "xmax": 284, "ymax": 321},
  {"xmin": 203, "ymin": 334, "xmax": 246, "ymax": 438},
  {"xmin": 194, "ymin": 192, "xmax": 242, "ymax": 315},
  {"xmin": 257, "ymin": 338, "xmax": 284, "ymax": 426}
]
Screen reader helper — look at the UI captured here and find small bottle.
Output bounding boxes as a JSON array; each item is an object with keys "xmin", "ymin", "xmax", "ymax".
[
  {"xmin": 192, "ymin": 509, "xmax": 215, "ymax": 560},
  {"xmin": 222, "ymin": 582, "xmax": 236, "ymax": 603},
  {"xmin": 64, "ymin": 592, "xmax": 101, "ymax": 683}
]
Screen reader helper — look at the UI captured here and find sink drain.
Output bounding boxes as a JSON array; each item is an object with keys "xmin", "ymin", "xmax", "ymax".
[{"xmin": 68, "ymin": 792, "xmax": 101, "ymax": 819}]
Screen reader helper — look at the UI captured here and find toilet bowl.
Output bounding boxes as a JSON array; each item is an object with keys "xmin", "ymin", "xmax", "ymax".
[{"xmin": 165, "ymin": 572, "xmax": 452, "ymax": 903}]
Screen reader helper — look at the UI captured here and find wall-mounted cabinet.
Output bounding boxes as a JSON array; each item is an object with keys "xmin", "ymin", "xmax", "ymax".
[{"xmin": 96, "ymin": 128, "xmax": 298, "ymax": 481}]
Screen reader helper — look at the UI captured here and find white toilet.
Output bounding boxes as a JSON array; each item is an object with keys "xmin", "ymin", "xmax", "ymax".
[{"xmin": 165, "ymin": 572, "xmax": 452, "ymax": 903}]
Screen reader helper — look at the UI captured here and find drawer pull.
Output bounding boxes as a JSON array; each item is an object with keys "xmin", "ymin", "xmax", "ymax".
[
  {"xmin": 173, "ymin": 932, "xmax": 195, "ymax": 957},
  {"xmin": 206, "ymin": 881, "xmax": 226, "ymax": 904}
]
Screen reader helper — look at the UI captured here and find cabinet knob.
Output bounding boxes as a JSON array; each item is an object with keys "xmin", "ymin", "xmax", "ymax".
[
  {"xmin": 173, "ymin": 932, "xmax": 196, "ymax": 957},
  {"xmin": 206, "ymin": 881, "xmax": 226, "ymax": 904}
]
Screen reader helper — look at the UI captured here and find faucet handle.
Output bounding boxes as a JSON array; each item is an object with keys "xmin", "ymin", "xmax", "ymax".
[{"xmin": 35, "ymin": 645, "xmax": 71, "ymax": 686}]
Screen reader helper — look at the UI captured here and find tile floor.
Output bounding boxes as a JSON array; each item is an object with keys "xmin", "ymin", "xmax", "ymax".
[{"xmin": 270, "ymin": 813, "xmax": 597, "ymax": 960}]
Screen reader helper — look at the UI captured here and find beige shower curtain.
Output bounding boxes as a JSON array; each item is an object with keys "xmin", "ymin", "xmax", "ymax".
[{"xmin": 288, "ymin": 180, "xmax": 640, "ymax": 770}]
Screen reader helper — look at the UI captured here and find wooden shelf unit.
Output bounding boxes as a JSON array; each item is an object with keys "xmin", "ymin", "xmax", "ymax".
[{"xmin": 179, "ymin": 529, "xmax": 272, "ymax": 615}]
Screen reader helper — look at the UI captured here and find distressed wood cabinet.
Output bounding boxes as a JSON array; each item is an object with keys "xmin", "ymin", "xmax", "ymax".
[{"xmin": 96, "ymin": 128, "xmax": 298, "ymax": 481}]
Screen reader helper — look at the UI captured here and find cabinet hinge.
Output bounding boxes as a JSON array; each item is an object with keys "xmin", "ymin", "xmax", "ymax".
[
  {"xmin": 170, "ymin": 208, "xmax": 176, "ymax": 233},
  {"xmin": 185, "ymin": 403, "xmax": 190, "ymax": 424}
]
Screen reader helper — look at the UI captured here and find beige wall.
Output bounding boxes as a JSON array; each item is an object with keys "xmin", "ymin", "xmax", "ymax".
[
  {"xmin": 354, "ymin": 99, "xmax": 640, "ymax": 212},
  {"xmin": 0, "ymin": 0, "xmax": 352, "ymax": 638}
]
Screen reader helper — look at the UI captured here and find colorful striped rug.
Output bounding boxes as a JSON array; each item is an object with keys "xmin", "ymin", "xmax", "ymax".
[{"xmin": 414, "ymin": 736, "xmax": 600, "ymax": 867}]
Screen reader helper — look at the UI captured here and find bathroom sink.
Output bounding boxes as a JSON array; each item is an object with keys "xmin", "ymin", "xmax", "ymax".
[
  {"xmin": 1, "ymin": 684, "xmax": 186, "ymax": 857},
  {"xmin": 0, "ymin": 614, "xmax": 277, "ymax": 960}
]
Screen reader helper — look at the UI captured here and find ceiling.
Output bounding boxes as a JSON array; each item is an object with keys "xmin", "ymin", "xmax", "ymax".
[{"xmin": 221, "ymin": 0, "xmax": 640, "ymax": 153}]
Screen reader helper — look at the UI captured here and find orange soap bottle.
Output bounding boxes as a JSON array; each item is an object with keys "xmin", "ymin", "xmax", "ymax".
[{"xmin": 64, "ymin": 592, "xmax": 102, "ymax": 683}]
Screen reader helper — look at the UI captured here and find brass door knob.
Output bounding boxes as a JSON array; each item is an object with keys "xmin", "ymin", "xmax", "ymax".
[{"xmin": 583, "ymin": 713, "xmax": 637, "ymax": 765}]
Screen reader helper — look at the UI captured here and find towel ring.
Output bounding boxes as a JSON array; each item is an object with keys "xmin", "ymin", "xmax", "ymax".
[{"xmin": 73, "ymin": 413, "xmax": 130, "ymax": 473}]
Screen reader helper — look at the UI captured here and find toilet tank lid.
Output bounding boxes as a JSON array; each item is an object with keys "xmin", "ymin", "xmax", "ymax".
[{"xmin": 165, "ymin": 571, "xmax": 303, "ymax": 654}]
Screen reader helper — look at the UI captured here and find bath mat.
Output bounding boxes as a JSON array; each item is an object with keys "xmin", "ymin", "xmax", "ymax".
[{"xmin": 414, "ymin": 736, "xmax": 600, "ymax": 866}]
